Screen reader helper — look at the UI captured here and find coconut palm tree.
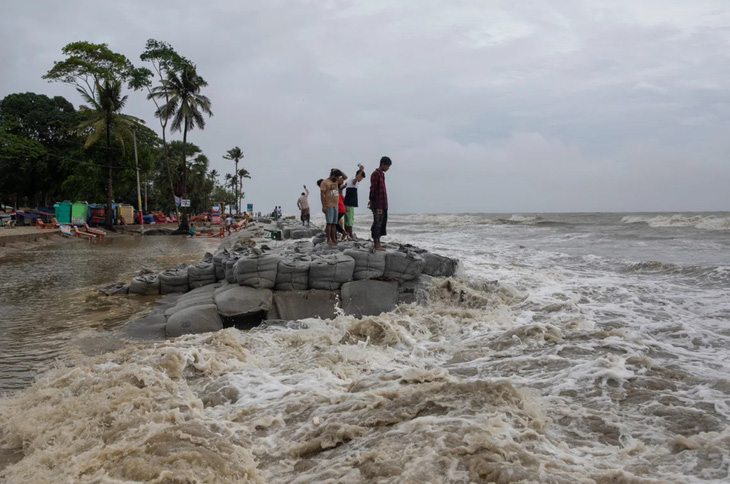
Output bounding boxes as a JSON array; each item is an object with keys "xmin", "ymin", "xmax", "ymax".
[
  {"xmin": 149, "ymin": 63, "xmax": 212, "ymax": 228},
  {"xmin": 77, "ymin": 78, "xmax": 143, "ymax": 228},
  {"xmin": 237, "ymin": 167, "xmax": 251, "ymax": 209},
  {"xmin": 223, "ymin": 146, "xmax": 244, "ymax": 213}
]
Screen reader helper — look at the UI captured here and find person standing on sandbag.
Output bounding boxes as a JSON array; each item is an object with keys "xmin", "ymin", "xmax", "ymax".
[
  {"xmin": 368, "ymin": 156, "xmax": 392, "ymax": 251},
  {"xmin": 343, "ymin": 164, "xmax": 366, "ymax": 240},
  {"xmin": 319, "ymin": 169, "xmax": 347, "ymax": 245},
  {"xmin": 297, "ymin": 185, "xmax": 310, "ymax": 226}
]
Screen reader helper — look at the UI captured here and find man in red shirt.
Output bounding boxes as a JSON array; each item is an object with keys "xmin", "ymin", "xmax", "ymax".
[{"xmin": 368, "ymin": 156, "xmax": 392, "ymax": 251}]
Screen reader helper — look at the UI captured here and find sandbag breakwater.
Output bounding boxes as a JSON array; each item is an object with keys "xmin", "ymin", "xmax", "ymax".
[{"xmin": 112, "ymin": 219, "xmax": 460, "ymax": 337}]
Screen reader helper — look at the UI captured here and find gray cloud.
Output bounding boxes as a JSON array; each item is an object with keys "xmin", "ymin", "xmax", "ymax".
[{"xmin": 2, "ymin": 0, "xmax": 729, "ymax": 214}]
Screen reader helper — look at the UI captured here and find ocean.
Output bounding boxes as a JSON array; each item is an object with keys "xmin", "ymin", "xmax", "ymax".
[{"xmin": 1, "ymin": 212, "xmax": 729, "ymax": 483}]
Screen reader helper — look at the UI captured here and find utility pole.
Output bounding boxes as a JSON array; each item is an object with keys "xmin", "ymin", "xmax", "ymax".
[{"xmin": 134, "ymin": 129, "xmax": 144, "ymax": 234}]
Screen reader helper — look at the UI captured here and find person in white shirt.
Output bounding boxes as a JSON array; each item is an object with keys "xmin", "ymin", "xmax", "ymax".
[{"xmin": 297, "ymin": 185, "xmax": 310, "ymax": 226}]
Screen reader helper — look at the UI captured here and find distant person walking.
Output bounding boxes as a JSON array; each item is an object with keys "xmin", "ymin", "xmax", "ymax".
[
  {"xmin": 297, "ymin": 185, "xmax": 310, "ymax": 226},
  {"xmin": 343, "ymin": 164, "xmax": 365, "ymax": 240},
  {"xmin": 319, "ymin": 169, "xmax": 347, "ymax": 245},
  {"xmin": 368, "ymin": 156, "xmax": 391, "ymax": 251}
]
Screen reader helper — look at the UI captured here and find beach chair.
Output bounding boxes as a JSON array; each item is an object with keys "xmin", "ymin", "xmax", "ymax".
[
  {"xmin": 72, "ymin": 226, "xmax": 96, "ymax": 240},
  {"xmin": 36, "ymin": 219, "xmax": 51, "ymax": 229},
  {"xmin": 83, "ymin": 223, "xmax": 106, "ymax": 239},
  {"xmin": 59, "ymin": 225, "xmax": 73, "ymax": 237}
]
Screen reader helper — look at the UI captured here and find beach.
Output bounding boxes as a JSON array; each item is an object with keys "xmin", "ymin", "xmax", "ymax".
[{"xmin": 1, "ymin": 212, "xmax": 729, "ymax": 482}]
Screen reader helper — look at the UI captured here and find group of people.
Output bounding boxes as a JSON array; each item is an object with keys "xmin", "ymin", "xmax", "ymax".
[{"xmin": 297, "ymin": 156, "xmax": 392, "ymax": 251}]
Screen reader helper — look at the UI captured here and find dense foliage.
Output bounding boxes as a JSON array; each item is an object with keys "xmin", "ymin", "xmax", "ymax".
[{"xmin": 0, "ymin": 39, "xmax": 245, "ymax": 219}]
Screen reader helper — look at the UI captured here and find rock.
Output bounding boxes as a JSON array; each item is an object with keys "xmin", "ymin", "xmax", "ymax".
[
  {"xmin": 267, "ymin": 290, "xmax": 339, "ymax": 320},
  {"xmin": 166, "ymin": 304, "xmax": 223, "ymax": 337},
  {"xmin": 143, "ymin": 228, "xmax": 174, "ymax": 236},
  {"xmin": 343, "ymin": 248, "xmax": 386, "ymax": 280},
  {"xmin": 309, "ymin": 253, "xmax": 355, "ymax": 290},
  {"xmin": 234, "ymin": 253, "xmax": 279, "ymax": 289},
  {"xmin": 213, "ymin": 285, "xmax": 273, "ymax": 326},
  {"xmin": 420, "ymin": 252, "xmax": 460, "ymax": 277},
  {"xmin": 340, "ymin": 280, "xmax": 399, "ymax": 318},
  {"xmin": 383, "ymin": 249, "xmax": 425, "ymax": 282}
]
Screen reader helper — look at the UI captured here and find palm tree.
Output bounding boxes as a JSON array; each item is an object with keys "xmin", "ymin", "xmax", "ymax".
[
  {"xmin": 223, "ymin": 146, "xmax": 244, "ymax": 213},
  {"xmin": 237, "ymin": 167, "xmax": 251, "ymax": 209},
  {"xmin": 149, "ymin": 63, "xmax": 212, "ymax": 228},
  {"xmin": 77, "ymin": 79, "xmax": 143, "ymax": 228}
]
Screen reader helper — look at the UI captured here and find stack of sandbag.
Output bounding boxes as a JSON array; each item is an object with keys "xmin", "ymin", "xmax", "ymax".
[
  {"xmin": 235, "ymin": 253, "xmax": 279, "ymax": 289},
  {"xmin": 129, "ymin": 272, "xmax": 160, "ymax": 296},
  {"xmin": 159, "ymin": 264, "xmax": 190, "ymax": 294},
  {"xmin": 343, "ymin": 248, "xmax": 386, "ymax": 280},
  {"xmin": 212, "ymin": 250, "xmax": 230, "ymax": 281},
  {"xmin": 312, "ymin": 233, "xmax": 327, "ymax": 246},
  {"xmin": 275, "ymin": 254, "xmax": 312, "ymax": 291},
  {"xmin": 187, "ymin": 260, "xmax": 217, "ymax": 289},
  {"xmin": 309, "ymin": 252, "xmax": 355, "ymax": 290},
  {"xmin": 384, "ymin": 249, "xmax": 425, "ymax": 282}
]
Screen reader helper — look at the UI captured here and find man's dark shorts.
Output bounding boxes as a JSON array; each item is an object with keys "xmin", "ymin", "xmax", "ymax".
[{"xmin": 371, "ymin": 209, "xmax": 387, "ymax": 239}]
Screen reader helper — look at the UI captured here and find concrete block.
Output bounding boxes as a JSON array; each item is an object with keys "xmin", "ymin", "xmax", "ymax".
[
  {"xmin": 268, "ymin": 290, "xmax": 339, "ymax": 320},
  {"xmin": 166, "ymin": 304, "xmax": 223, "ymax": 337},
  {"xmin": 340, "ymin": 280, "xmax": 398, "ymax": 318}
]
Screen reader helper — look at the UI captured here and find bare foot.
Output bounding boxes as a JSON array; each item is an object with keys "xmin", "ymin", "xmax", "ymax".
[{"xmin": 374, "ymin": 247, "xmax": 386, "ymax": 251}]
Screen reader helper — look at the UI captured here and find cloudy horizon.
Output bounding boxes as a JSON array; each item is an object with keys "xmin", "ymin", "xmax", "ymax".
[{"xmin": 2, "ymin": 0, "xmax": 729, "ymax": 215}]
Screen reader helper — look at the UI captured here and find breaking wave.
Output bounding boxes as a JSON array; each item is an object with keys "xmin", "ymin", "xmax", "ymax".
[{"xmin": 622, "ymin": 214, "xmax": 730, "ymax": 230}]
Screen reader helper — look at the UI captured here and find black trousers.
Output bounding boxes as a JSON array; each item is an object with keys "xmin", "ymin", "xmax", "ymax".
[{"xmin": 371, "ymin": 209, "xmax": 387, "ymax": 239}]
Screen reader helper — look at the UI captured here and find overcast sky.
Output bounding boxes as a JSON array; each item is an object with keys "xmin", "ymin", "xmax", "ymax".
[{"xmin": 2, "ymin": 0, "xmax": 729, "ymax": 214}]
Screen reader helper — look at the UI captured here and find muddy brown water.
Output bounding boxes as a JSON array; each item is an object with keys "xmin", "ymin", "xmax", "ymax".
[{"xmin": 0, "ymin": 235, "xmax": 220, "ymax": 395}]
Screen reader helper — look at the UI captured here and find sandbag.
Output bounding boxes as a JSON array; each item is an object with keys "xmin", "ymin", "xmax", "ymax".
[
  {"xmin": 159, "ymin": 265, "xmax": 190, "ymax": 294},
  {"xmin": 129, "ymin": 273, "xmax": 160, "ymax": 296},
  {"xmin": 312, "ymin": 233, "xmax": 326, "ymax": 246},
  {"xmin": 213, "ymin": 251, "xmax": 231, "ymax": 280},
  {"xmin": 287, "ymin": 240, "xmax": 314, "ymax": 254},
  {"xmin": 383, "ymin": 250, "xmax": 425, "ymax": 282},
  {"xmin": 309, "ymin": 253, "xmax": 355, "ymax": 290},
  {"xmin": 275, "ymin": 255, "xmax": 312, "ymax": 291},
  {"xmin": 421, "ymin": 251, "xmax": 459, "ymax": 277},
  {"xmin": 234, "ymin": 253, "xmax": 279, "ymax": 289},
  {"xmin": 343, "ymin": 248, "xmax": 386, "ymax": 280},
  {"xmin": 187, "ymin": 261, "xmax": 217, "ymax": 289},
  {"xmin": 290, "ymin": 229, "xmax": 314, "ymax": 240},
  {"xmin": 225, "ymin": 255, "xmax": 241, "ymax": 284}
]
